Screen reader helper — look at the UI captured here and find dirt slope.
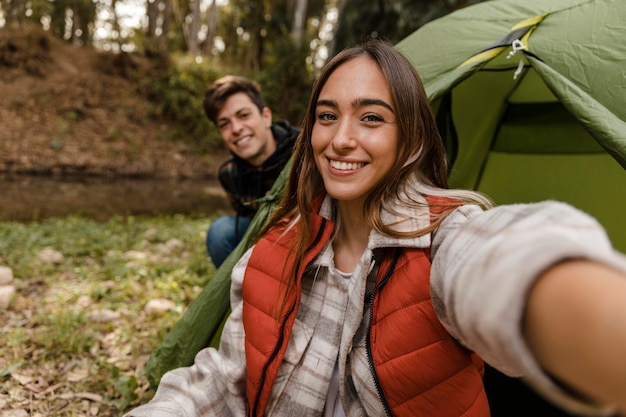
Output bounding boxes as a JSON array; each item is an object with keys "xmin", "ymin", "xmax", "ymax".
[{"xmin": 0, "ymin": 25, "xmax": 225, "ymax": 179}]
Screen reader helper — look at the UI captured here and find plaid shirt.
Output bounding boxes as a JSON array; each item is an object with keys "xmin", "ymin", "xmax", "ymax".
[{"xmin": 126, "ymin": 196, "xmax": 624, "ymax": 417}]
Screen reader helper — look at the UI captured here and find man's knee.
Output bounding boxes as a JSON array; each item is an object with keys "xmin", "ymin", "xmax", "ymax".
[{"xmin": 207, "ymin": 216, "xmax": 234, "ymax": 240}]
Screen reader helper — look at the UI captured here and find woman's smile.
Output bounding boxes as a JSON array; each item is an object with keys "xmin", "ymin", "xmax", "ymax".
[{"xmin": 328, "ymin": 158, "xmax": 366, "ymax": 172}]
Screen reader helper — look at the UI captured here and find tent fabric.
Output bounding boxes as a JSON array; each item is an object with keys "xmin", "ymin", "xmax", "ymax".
[
  {"xmin": 396, "ymin": 0, "xmax": 626, "ymax": 167},
  {"xmin": 396, "ymin": 0, "xmax": 626, "ymax": 252},
  {"xmin": 145, "ymin": 0, "xmax": 626, "ymax": 398}
]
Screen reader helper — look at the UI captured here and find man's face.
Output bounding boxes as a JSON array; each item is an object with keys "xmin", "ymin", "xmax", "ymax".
[{"xmin": 216, "ymin": 92, "xmax": 276, "ymax": 166}]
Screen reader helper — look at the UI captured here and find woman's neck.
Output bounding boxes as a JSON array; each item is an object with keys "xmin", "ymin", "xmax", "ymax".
[{"xmin": 332, "ymin": 201, "xmax": 371, "ymax": 273}]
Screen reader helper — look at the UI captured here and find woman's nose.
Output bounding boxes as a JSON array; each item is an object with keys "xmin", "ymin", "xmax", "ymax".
[{"xmin": 331, "ymin": 120, "xmax": 357, "ymax": 150}]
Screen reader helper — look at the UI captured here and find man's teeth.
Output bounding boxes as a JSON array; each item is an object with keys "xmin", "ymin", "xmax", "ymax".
[
  {"xmin": 330, "ymin": 160, "xmax": 365, "ymax": 171},
  {"xmin": 235, "ymin": 136, "xmax": 252, "ymax": 146}
]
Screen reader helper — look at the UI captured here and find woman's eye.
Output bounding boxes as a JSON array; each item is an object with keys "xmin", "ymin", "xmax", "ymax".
[
  {"xmin": 317, "ymin": 112, "xmax": 336, "ymax": 122},
  {"xmin": 363, "ymin": 114, "xmax": 384, "ymax": 123}
]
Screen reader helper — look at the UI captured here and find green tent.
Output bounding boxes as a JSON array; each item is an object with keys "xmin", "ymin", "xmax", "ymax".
[
  {"xmin": 396, "ymin": 0, "xmax": 626, "ymax": 252},
  {"xmin": 145, "ymin": 0, "xmax": 626, "ymax": 398}
]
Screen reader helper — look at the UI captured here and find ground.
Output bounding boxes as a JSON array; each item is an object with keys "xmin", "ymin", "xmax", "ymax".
[{"xmin": 0, "ymin": 25, "xmax": 227, "ymax": 179}]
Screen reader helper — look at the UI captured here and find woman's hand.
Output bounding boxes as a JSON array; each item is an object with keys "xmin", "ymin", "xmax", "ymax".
[{"xmin": 525, "ymin": 260, "xmax": 626, "ymax": 413}]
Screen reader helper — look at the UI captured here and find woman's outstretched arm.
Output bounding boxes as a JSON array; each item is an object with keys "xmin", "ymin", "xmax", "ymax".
[
  {"xmin": 431, "ymin": 201, "xmax": 626, "ymax": 415},
  {"xmin": 525, "ymin": 260, "xmax": 626, "ymax": 413}
]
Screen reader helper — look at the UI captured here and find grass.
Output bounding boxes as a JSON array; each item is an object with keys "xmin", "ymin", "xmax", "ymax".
[{"xmin": 0, "ymin": 214, "xmax": 218, "ymax": 416}]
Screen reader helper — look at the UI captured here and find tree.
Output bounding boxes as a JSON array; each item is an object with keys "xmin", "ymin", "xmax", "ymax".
[
  {"xmin": 331, "ymin": 0, "xmax": 486, "ymax": 56},
  {"xmin": 187, "ymin": 0, "xmax": 201, "ymax": 54},
  {"xmin": 145, "ymin": 0, "xmax": 171, "ymax": 55},
  {"xmin": 1, "ymin": 0, "xmax": 25, "ymax": 27},
  {"xmin": 290, "ymin": 0, "xmax": 307, "ymax": 44},
  {"xmin": 46, "ymin": 0, "xmax": 96, "ymax": 45},
  {"xmin": 201, "ymin": 0, "xmax": 218, "ymax": 55}
]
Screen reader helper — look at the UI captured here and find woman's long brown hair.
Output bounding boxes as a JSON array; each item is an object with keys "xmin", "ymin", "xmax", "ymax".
[{"xmin": 257, "ymin": 38, "xmax": 494, "ymax": 295}]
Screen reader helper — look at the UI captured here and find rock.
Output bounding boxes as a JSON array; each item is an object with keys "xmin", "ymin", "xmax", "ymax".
[
  {"xmin": 164, "ymin": 238, "xmax": 184, "ymax": 251},
  {"xmin": 144, "ymin": 298, "xmax": 176, "ymax": 315},
  {"xmin": 0, "ymin": 266, "xmax": 13, "ymax": 285},
  {"xmin": 36, "ymin": 247, "xmax": 64, "ymax": 264},
  {"xmin": 0, "ymin": 285, "xmax": 15, "ymax": 309},
  {"xmin": 89, "ymin": 309, "xmax": 120, "ymax": 323}
]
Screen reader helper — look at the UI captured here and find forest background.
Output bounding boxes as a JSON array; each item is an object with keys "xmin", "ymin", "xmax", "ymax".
[
  {"xmin": 0, "ymin": 0, "xmax": 487, "ymax": 416},
  {"xmin": 1, "ymin": 0, "xmax": 487, "ymax": 175}
]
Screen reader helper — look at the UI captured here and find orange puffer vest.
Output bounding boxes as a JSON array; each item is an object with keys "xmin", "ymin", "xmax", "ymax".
[{"xmin": 241, "ymin": 204, "xmax": 489, "ymax": 417}]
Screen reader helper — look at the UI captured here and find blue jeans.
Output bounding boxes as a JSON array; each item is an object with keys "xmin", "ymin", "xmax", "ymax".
[{"xmin": 205, "ymin": 215, "xmax": 252, "ymax": 268}]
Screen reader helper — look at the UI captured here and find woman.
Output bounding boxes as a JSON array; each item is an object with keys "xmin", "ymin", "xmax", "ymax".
[{"xmin": 126, "ymin": 39, "xmax": 626, "ymax": 417}]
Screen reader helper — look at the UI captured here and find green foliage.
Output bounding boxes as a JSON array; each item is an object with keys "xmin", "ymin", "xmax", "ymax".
[
  {"xmin": 255, "ymin": 39, "xmax": 314, "ymax": 127},
  {"xmin": 35, "ymin": 310, "xmax": 96, "ymax": 355},
  {"xmin": 111, "ymin": 365, "xmax": 139, "ymax": 409},
  {"xmin": 146, "ymin": 45, "xmax": 312, "ymax": 148},
  {"xmin": 149, "ymin": 56, "xmax": 224, "ymax": 149}
]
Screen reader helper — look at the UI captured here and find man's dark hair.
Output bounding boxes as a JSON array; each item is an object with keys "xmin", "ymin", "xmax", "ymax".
[{"xmin": 203, "ymin": 75, "xmax": 266, "ymax": 124}]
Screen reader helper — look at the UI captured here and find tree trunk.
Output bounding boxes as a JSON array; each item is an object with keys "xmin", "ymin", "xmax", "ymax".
[
  {"xmin": 291, "ymin": 0, "xmax": 307, "ymax": 45},
  {"xmin": 146, "ymin": 0, "xmax": 158, "ymax": 40},
  {"xmin": 2, "ymin": 0, "xmax": 24, "ymax": 27},
  {"xmin": 255, "ymin": 27, "xmax": 264, "ymax": 71},
  {"xmin": 158, "ymin": 0, "xmax": 170, "ymax": 53},
  {"xmin": 202, "ymin": 0, "xmax": 218, "ymax": 56},
  {"xmin": 327, "ymin": 0, "xmax": 347, "ymax": 58},
  {"xmin": 188, "ymin": 0, "xmax": 201, "ymax": 54},
  {"xmin": 111, "ymin": 0, "xmax": 122, "ymax": 52}
]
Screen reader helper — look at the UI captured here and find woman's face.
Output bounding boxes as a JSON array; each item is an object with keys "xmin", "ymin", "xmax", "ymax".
[{"xmin": 312, "ymin": 56, "xmax": 399, "ymax": 207}]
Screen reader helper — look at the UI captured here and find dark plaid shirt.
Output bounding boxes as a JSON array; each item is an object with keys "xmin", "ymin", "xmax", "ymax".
[{"xmin": 217, "ymin": 120, "xmax": 299, "ymax": 217}]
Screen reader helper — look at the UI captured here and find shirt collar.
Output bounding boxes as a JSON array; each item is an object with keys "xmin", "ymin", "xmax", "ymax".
[{"xmin": 318, "ymin": 193, "xmax": 432, "ymax": 251}]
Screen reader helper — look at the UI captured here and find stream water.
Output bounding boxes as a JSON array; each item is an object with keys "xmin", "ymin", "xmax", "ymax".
[{"xmin": 0, "ymin": 174, "xmax": 231, "ymax": 222}]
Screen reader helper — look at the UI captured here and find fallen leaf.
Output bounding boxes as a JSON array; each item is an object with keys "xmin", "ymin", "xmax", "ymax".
[{"xmin": 10, "ymin": 372, "xmax": 32, "ymax": 386}]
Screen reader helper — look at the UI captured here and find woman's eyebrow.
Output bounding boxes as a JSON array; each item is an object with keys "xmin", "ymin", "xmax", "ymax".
[
  {"xmin": 353, "ymin": 98, "xmax": 393, "ymax": 112},
  {"xmin": 316, "ymin": 98, "xmax": 393, "ymax": 112},
  {"xmin": 316, "ymin": 99, "xmax": 337, "ymax": 108}
]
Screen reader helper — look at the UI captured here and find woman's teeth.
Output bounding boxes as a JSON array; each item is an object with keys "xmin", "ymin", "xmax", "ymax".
[{"xmin": 330, "ymin": 160, "xmax": 365, "ymax": 171}]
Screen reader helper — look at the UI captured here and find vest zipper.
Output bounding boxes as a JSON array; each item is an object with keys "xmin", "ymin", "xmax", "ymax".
[
  {"xmin": 250, "ymin": 218, "xmax": 328, "ymax": 417},
  {"xmin": 366, "ymin": 248, "xmax": 401, "ymax": 417}
]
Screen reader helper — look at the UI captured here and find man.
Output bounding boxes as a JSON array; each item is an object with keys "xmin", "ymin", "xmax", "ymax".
[{"xmin": 203, "ymin": 75, "xmax": 299, "ymax": 268}]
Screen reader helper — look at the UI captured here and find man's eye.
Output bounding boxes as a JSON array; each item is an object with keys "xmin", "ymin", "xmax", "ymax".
[{"xmin": 218, "ymin": 122, "xmax": 229, "ymax": 130}]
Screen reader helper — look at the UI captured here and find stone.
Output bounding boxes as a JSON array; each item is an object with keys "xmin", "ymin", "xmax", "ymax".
[
  {"xmin": 0, "ymin": 285, "xmax": 16, "ymax": 309},
  {"xmin": 36, "ymin": 247, "xmax": 64, "ymax": 264},
  {"xmin": 144, "ymin": 298, "xmax": 176, "ymax": 315},
  {"xmin": 0, "ymin": 266, "xmax": 13, "ymax": 285}
]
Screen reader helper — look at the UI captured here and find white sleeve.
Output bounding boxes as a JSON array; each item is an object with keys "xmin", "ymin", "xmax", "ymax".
[
  {"xmin": 124, "ymin": 248, "xmax": 255, "ymax": 417},
  {"xmin": 430, "ymin": 201, "xmax": 626, "ymax": 416}
]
